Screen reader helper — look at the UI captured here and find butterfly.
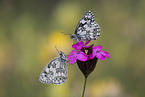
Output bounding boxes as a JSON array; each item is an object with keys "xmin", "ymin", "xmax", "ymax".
[
  {"xmin": 39, "ymin": 51, "xmax": 67, "ymax": 85},
  {"xmin": 71, "ymin": 11, "xmax": 100, "ymax": 41}
]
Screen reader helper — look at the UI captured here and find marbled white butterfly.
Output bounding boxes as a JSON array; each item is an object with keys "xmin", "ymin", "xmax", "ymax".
[
  {"xmin": 39, "ymin": 51, "xmax": 67, "ymax": 85},
  {"xmin": 71, "ymin": 11, "xmax": 100, "ymax": 41}
]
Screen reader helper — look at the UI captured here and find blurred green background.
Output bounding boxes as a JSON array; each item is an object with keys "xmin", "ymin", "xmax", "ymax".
[{"xmin": 0, "ymin": 0, "xmax": 145, "ymax": 97}]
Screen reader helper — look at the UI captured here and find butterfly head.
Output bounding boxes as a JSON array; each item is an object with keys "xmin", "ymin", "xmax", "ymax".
[
  {"xmin": 71, "ymin": 34, "xmax": 76, "ymax": 40},
  {"xmin": 71, "ymin": 34, "xmax": 82, "ymax": 41},
  {"xmin": 59, "ymin": 51, "xmax": 67, "ymax": 61}
]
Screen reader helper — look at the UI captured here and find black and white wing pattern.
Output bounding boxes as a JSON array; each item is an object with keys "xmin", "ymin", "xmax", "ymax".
[
  {"xmin": 39, "ymin": 51, "xmax": 67, "ymax": 85},
  {"xmin": 71, "ymin": 11, "xmax": 100, "ymax": 41}
]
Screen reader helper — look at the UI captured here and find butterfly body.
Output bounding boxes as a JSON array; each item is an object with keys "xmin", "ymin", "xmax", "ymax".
[
  {"xmin": 39, "ymin": 51, "xmax": 67, "ymax": 85},
  {"xmin": 71, "ymin": 11, "xmax": 100, "ymax": 41}
]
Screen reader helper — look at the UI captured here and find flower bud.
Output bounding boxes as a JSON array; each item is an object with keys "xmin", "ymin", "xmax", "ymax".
[
  {"xmin": 77, "ymin": 57, "xmax": 98, "ymax": 78},
  {"xmin": 77, "ymin": 44, "xmax": 98, "ymax": 78}
]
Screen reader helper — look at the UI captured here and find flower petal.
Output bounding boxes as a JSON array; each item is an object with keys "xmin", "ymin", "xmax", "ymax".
[
  {"xmin": 100, "ymin": 50, "xmax": 110, "ymax": 58},
  {"xmin": 90, "ymin": 46, "xmax": 102, "ymax": 59},
  {"xmin": 67, "ymin": 50, "xmax": 77, "ymax": 64},
  {"xmin": 93, "ymin": 46, "xmax": 102, "ymax": 51},
  {"xmin": 72, "ymin": 41, "xmax": 84, "ymax": 50},
  {"xmin": 85, "ymin": 41, "xmax": 90, "ymax": 45},
  {"xmin": 77, "ymin": 51, "xmax": 88, "ymax": 61},
  {"xmin": 96, "ymin": 53, "xmax": 106, "ymax": 60},
  {"xmin": 84, "ymin": 45, "xmax": 90, "ymax": 48},
  {"xmin": 90, "ymin": 52, "xmax": 96, "ymax": 59}
]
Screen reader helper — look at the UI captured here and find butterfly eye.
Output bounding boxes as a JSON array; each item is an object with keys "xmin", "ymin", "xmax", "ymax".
[
  {"xmin": 60, "ymin": 52, "xmax": 63, "ymax": 56},
  {"xmin": 71, "ymin": 35, "xmax": 76, "ymax": 39}
]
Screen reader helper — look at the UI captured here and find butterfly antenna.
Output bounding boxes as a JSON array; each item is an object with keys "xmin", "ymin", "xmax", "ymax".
[
  {"xmin": 61, "ymin": 32, "xmax": 71, "ymax": 36},
  {"xmin": 55, "ymin": 46, "xmax": 60, "ymax": 54}
]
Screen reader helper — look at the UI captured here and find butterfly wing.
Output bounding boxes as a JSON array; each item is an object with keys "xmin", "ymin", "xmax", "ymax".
[
  {"xmin": 72, "ymin": 11, "xmax": 100, "ymax": 41},
  {"xmin": 39, "ymin": 57, "xmax": 67, "ymax": 85}
]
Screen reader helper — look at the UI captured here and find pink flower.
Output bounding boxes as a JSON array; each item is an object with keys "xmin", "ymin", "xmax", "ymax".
[
  {"xmin": 67, "ymin": 50, "xmax": 88, "ymax": 64},
  {"xmin": 67, "ymin": 41, "xmax": 110, "ymax": 78},
  {"xmin": 68, "ymin": 41, "xmax": 110, "ymax": 64},
  {"xmin": 90, "ymin": 46, "xmax": 110, "ymax": 60},
  {"xmin": 72, "ymin": 41, "xmax": 90, "ymax": 50}
]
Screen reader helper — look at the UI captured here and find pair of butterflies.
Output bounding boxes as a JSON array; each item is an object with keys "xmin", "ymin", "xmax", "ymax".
[{"xmin": 39, "ymin": 11, "xmax": 101, "ymax": 85}]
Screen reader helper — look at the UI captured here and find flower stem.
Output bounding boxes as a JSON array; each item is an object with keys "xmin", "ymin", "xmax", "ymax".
[{"xmin": 82, "ymin": 77, "xmax": 87, "ymax": 97}]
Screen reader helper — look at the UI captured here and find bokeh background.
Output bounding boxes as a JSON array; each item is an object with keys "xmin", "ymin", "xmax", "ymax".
[{"xmin": 0, "ymin": 0, "xmax": 145, "ymax": 97}]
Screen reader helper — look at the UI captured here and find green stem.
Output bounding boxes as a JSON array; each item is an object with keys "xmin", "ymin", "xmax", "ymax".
[{"xmin": 82, "ymin": 77, "xmax": 87, "ymax": 97}]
